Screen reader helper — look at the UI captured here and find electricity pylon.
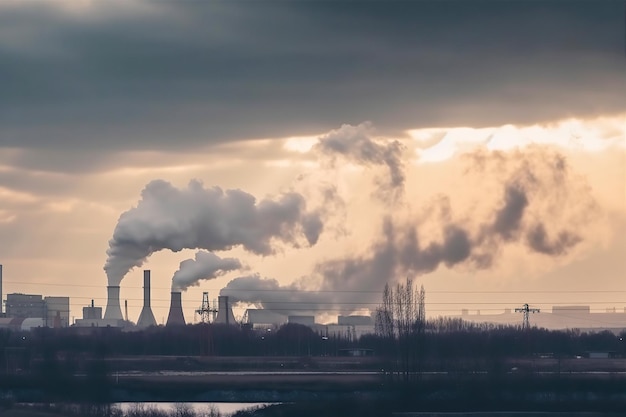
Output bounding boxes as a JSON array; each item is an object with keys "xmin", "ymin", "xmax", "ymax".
[{"xmin": 515, "ymin": 303, "xmax": 540, "ymax": 330}]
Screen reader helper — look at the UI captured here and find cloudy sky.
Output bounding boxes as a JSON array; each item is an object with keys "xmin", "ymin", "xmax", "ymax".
[{"xmin": 0, "ymin": 0, "xmax": 624, "ymax": 325}]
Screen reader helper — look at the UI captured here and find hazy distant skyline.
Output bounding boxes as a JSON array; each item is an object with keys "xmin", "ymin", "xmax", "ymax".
[{"xmin": 0, "ymin": 0, "xmax": 624, "ymax": 324}]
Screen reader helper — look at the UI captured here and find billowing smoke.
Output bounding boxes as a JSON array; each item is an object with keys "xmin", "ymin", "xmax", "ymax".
[
  {"xmin": 526, "ymin": 223, "xmax": 582, "ymax": 255},
  {"xmin": 220, "ymin": 146, "xmax": 596, "ymax": 314},
  {"xmin": 315, "ymin": 122, "xmax": 405, "ymax": 200},
  {"xmin": 104, "ymin": 179, "xmax": 323, "ymax": 286},
  {"xmin": 490, "ymin": 185, "xmax": 528, "ymax": 241},
  {"xmin": 220, "ymin": 274, "xmax": 334, "ymax": 315},
  {"xmin": 172, "ymin": 251, "xmax": 242, "ymax": 292}
]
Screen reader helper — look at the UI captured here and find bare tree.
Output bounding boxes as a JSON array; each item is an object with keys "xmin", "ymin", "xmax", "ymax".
[{"xmin": 375, "ymin": 277, "xmax": 425, "ymax": 384}]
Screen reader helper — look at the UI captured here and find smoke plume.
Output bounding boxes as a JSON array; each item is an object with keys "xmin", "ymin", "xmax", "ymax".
[
  {"xmin": 220, "ymin": 274, "xmax": 333, "ymax": 315},
  {"xmin": 219, "ymin": 146, "xmax": 597, "ymax": 315},
  {"xmin": 315, "ymin": 122, "xmax": 405, "ymax": 200},
  {"xmin": 104, "ymin": 179, "xmax": 323, "ymax": 286},
  {"xmin": 172, "ymin": 251, "xmax": 242, "ymax": 292}
]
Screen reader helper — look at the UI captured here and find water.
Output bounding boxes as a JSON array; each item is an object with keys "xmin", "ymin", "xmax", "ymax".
[{"xmin": 115, "ymin": 401, "xmax": 275, "ymax": 415}]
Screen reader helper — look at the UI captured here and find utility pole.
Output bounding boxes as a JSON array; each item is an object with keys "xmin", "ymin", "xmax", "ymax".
[{"xmin": 515, "ymin": 303, "xmax": 540, "ymax": 330}]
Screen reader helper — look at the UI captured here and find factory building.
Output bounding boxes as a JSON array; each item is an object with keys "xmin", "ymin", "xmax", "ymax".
[
  {"xmin": 4, "ymin": 294, "xmax": 70, "ymax": 328},
  {"xmin": 0, "ymin": 317, "xmax": 46, "ymax": 331},
  {"xmin": 6, "ymin": 293, "xmax": 47, "ymax": 319},
  {"xmin": 44, "ymin": 296, "xmax": 70, "ymax": 327},
  {"xmin": 244, "ymin": 309, "xmax": 287, "ymax": 329},
  {"xmin": 288, "ymin": 315, "xmax": 315, "ymax": 326},
  {"xmin": 75, "ymin": 269, "xmax": 159, "ymax": 329},
  {"xmin": 456, "ymin": 305, "xmax": 626, "ymax": 332},
  {"xmin": 82, "ymin": 300, "xmax": 103, "ymax": 320}
]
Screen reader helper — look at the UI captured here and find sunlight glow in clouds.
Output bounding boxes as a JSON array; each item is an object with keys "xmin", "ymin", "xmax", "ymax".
[
  {"xmin": 409, "ymin": 114, "xmax": 626, "ymax": 163},
  {"xmin": 283, "ymin": 136, "xmax": 320, "ymax": 153},
  {"xmin": 0, "ymin": 186, "xmax": 39, "ymax": 204}
]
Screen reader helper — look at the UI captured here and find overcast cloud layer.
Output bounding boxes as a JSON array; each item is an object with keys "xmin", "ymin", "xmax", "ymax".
[{"xmin": 0, "ymin": 0, "xmax": 624, "ymax": 154}]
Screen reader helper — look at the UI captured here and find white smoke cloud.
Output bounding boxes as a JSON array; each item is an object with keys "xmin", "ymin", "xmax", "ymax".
[
  {"xmin": 172, "ymin": 251, "xmax": 242, "ymax": 292},
  {"xmin": 219, "ymin": 145, "xmax": 599, "ymax": 315},
  {"xmin": 220, "ymin": 274, "xmax": 335, "ymax": 315},
  {"xmin": 104, "ymin": 179, "xmax": 323, "ymax": 286}
]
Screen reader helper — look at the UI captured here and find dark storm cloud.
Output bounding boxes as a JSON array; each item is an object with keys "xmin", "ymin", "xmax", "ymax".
[{"xmin": 0, "ymin": 0, "xmax": 624, "ymax": 153}]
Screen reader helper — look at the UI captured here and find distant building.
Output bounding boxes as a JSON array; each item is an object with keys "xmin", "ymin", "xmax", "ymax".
[
  {"xmin": 453, "ymin": 305, "xmax": 626, "ymax": 332},
  {"xmin": 44, "ymin": 296, "xmax": 70, "ymax": 327},
  {"xmin": 82, "ymin": 300, "xmax": 103, "ymax": 320},
  {"xmin": 74, "ymin": 299, "xmax": 125, "ymax": 328},
  {"xmin": 552, "ymin": 305, "xmax": 590, "ymax": 315},
  {"xmin": 6, "ymin": 293, "xmax": 70, "ymax": 328},
  {"xmin": 6, "ymin": 293, "xmax": 46, "ymax": 319},
  {"xmin": 288, "ymin": 315, "xmax": 315, "ymax": 326},
  {"xmin": 244, "ymin": 309, "xmax": 288, "ymax": 328}
]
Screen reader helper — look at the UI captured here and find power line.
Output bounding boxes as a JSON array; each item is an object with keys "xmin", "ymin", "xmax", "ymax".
[{"xmin": 4, "ymin": 281, "xmax": 626, "ymax": 294}]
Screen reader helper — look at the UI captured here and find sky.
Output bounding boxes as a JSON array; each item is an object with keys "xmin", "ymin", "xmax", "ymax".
[{"xmin": 0, "ymin": 0, "xmax": 624, "ymax": 325}]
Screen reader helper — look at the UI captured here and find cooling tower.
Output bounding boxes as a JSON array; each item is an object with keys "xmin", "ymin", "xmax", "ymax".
[
  {"xmin": 137, "ymin": 270, "xmax": 157, "ymax": 328},
  {"xmin": 103, "ymin": 286, "xmax": 124, "ymax": 320},
  {"xmin": 215, "ymin": 295, "xmax": 236, "ymax": 325},
  {"xmin": 166, "ymin": 291, "xmax": 186, "ymax": 326}
]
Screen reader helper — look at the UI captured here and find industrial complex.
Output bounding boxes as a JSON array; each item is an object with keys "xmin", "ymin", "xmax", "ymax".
[{"xmin": 1, "ymin": 263, "xmax": 624, "ymax": 335}]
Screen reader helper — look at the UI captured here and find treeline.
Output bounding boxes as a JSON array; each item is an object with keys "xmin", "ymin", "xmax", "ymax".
[
  {"xmin": 0, "ymin": 320, "xmax": 623, "ymax": 365},
  {"xmin": 366, "ymin": 317, "xmax": 625, "ymax": 360},
  {"xmin": 0, "ymin": 322, "xmax": 351, "ymax": 360}
]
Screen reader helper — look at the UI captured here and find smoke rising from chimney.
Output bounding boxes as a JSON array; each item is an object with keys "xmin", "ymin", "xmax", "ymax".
[
  {"xmin": 219, "ymin": 145, "xmax": 597, "ymax": 314},
  {"xmin": 172, "ymin": 251, "xmax": 242, "ymax": 292},
  {"xmin": 104, "ymin": 179, "xmax": 323, "ymax": 286},
  {"xmin": 220, "ymin": 274, "xmax": 331, "ymax": 315}
]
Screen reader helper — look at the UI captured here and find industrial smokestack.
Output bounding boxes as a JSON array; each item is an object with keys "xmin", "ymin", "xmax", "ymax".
[
  {"xmin": 0, "ymin": 264, "xmax": 3, "ymax": 315},
  {"xmin": 103, "ymin": 285, "xmax": 124, "ymax": 320},
  {"xmin": 215, "ymin": 295, "xmax": 236, "ymax": 325},
  {"xmin": 166, "ymin": 292, "xmax": 186, "ymax": 326},
  {"xmin": 137, "ymin": 270, "xmax": 157, "ymax": 328}
]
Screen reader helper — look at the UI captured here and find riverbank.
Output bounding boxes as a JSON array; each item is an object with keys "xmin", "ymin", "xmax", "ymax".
[{"xmin": 3, "ymin": 372, "xmax": 626, "ymax": 410}]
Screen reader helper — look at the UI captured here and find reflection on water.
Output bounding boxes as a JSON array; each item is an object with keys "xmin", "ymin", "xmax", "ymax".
[{"xmin": 115, "ymin": 402, "xmax": 275, "ymax": 415}]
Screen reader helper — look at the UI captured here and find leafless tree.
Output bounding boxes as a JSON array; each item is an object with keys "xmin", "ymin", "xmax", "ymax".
[{"xmin": 375, "ymin": 277, "xmax": 426, "ymax": 383}]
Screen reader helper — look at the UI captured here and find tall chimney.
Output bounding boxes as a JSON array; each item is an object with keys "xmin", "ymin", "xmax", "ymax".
[
  {"xmin": 137, "ymin": 270, "xmax": 157, "ymax": 328},
  {"xmin": 215, "ymin": 295, "xmax": 236, "ymax": 325},
  {"xmin": 166, "ymin": 291, "xmax": 186, "ymax": 326},
  {"xmin": 103, "ymin": 285, "xmax": 124, "ymax": 320}
]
